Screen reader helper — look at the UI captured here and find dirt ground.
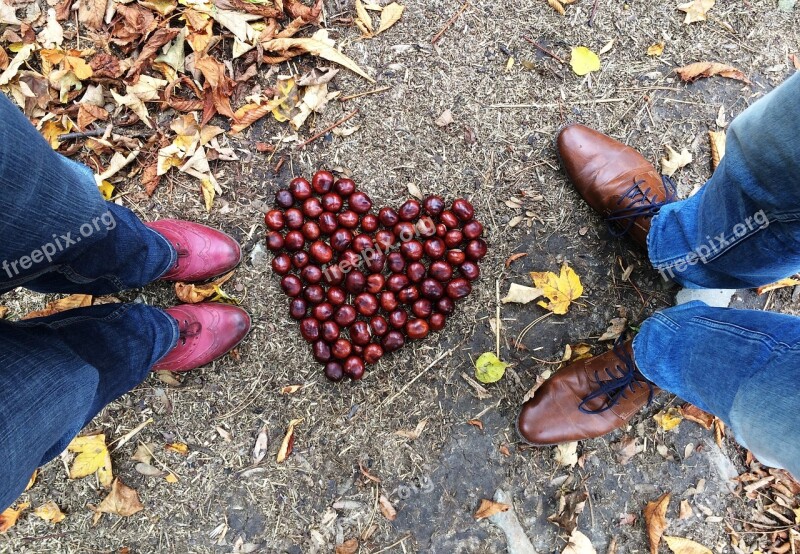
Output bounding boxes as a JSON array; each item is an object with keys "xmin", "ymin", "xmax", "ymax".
[{"xmin": 2, "ymin": 0, "xmax": 799, "ymax": 553}]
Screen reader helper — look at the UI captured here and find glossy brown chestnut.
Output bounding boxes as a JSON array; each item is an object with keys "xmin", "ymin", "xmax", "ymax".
[
  {"xmin": 375, "ymin": 230, "xmax": 395, "ymax": 250},
  {"xmin": 452, "ymin": 198, "xmax": 475, "ymax": 221},
  {"xmin": 411, "ymin": 299, "xmax": 433, "ymax": 319},
  {"xmin": 338, "ymin": 210, "xmax": 359, "ymax": 229},
  {"xmin": 387, "ymin": 273, "xmax": 410, "ymax": 292},
  {"xmin": 463, "ymin": 220, "xmax": 483, "ymax": 240},
  {"xmin": 324, "ymin": 361, "xmax": 344, "ymax": 382},
  {"xmin": 272, "ymin": 253, "xmax": 291, "ymax": 275},
  {"xmin": 361, "ymin": 214, "xmax": 379, "ymax": 232},
  {"xmin": 289, "ymin": 177, "xmax": 312, "ymax": 200},
  {"xmin": 446, "ymin": 278, "xmax": 472, "ymax": 300},
  {"xmin": 265, "ymin": 209, "xmax": 285, "ymax": 231},
  {"xmin": 313, "ymin": 340, "xmax": 331, "ymax": 362},
  {"xmin": 327, "ymin": 287, "xmax": 346, "ymax": 305},
  {"xmin": 382, "ymin": 330, "xmax": 405, "ymax": 353},
  {"xmin": 440, "ymin": 210, "xmax": 459, "ymax": 229},
  {"xmin": 302, "ymin": 264, "xmax": 323, "ymax": 284},
  {"xmin": 345, "ymin": 271, "xmax": 366, "ymax": 294},
  {"xmin": 388, "ymin": 309, "xmax": 408, "ymax": 329},
  {"xmin": 319, "ymin": 212, "xmax": 338, "ymax": 235},
  {"xmin": 321, "ymin": 320, "xmax": 340, "ymax": 342},
  {"xmin": 343, "ymin": 356, "xmax": 365, "ymax": 379},
  {"xmin": 366, "ymin": 274, "xmax": 385, "ymax": 294},
  {"xmin": 398, "ymin": 199, "xmax": 421, "ymax": 221},
  {"xmin": 309, "ymin": 241, "xmax": 333, "ymax": 264},
  {"xmin": 379, "ymin": 291, "xmax": 399, "ymax": 312},
  {"xmin": 321, "ymin": 192, "xmax": 343, "ymax": 213},
  {"xmin": 394, "ymin": 221, "xmax": 417, "ymax": 242},
  {"xmin": 460, "ymin": 261, "xmax": 481, "ymax": 281},
  {"xmin": 430, "ymin": 312, "xmax": 446, "ymax": 331},
  {"xmin": 436, "ymin": 223, "xmax": 447, "ymax": 237},
  {"xmin": 352, "ymin": 234, "xmax": 373, "ymax": 253},
  {"xmin": 312, "ymin": 170, "xmax": 334, "ymax": 194},
  {"xmin": 465, "ymin": 239, "xmax": 488, "ymax": 261},
  {"xmin": 401, "ymin": 240, "xmax": 424, "ymax": 261},
  {"xmin": 444, "ymin": 230, "xmax": 464, "ymax": 249},
  {"xmin": 407, "ymin": 261, "xmax": 426, "ymax": 283},
  {"xmin": 348, "ymin": 191, "xmax": 372, "ymax": 214},
  {"xmin": 302, "ymin": 197, "xmax": 323, "ymax": 219},
  {"xmin": 340, "ymin": 250, "xmax": 361, "ymax": 269},
  {"xmin": 370, "ymin": 315, "xmax": 389, "ymax": 336},
  {"xmin": 289, "ymin": 298, "xmax": 307, "ymax": 320},
  {"xmin": 312, "ymin": 302, "xmax": 334, "ymax": 321},
  {"xmin": 281, "ymin": 274, "xmax": 302, "ymax": 297},
  {"xmin": 323, "ymin": 264, "xmax": 344, "ymax": 285},
  {"xmin": 365, "ymin": 251, "xmax": 385, "ymax": 273},
  {"xmin": 363, "ymin": 343, "xmax": 383, "ymax": 365},
  {"xmin": 424, "ymin": 238, "xmax": 445, "ymax": 259},
  {"xmin": 301, "ymin": 221, "xmax": 321, "ymax": 241},
  {"xmin": 331, "ymin": 338, "xmax": 352, "ymax": 360},
  {"xmin": 330, "ymin": 228, "xmax": 353, "ymax": 252},
  {"xmin": 379, "ymin": 207, "xmax": 400, "ymax": 227},
  {"xmin": 446, "ymin": 249, "xmax": 466, "ymax": 265},
  {"xmin": 420, "ymin": 278, "xmax": 445, "ymax": 300},
  {"xmin": 398, "ymin": 286, "xmax": 420, "ymax": 304},
  {"xmin": 416, "ymin": 216, "xmax": 437, "ymax": 238},
  {"xmin": 387, "ymin": 252, "xmax": 406, "ymax": 273},
  {"xmin": 423, "ymin": 195, "xmax": 445, "ymax": 216},
  {"xmin": 291, "ymin": 251, "xmax": 309, "ymax": 269},
  {"xmin": 405, "ymin": 318, "xmax": 430, "ymax": 340},
  {"xmin": 303, "ymin": 285, "xmax": 324, "ymax": 304},
  {"xmin": 355, "ymin": 293, "xmax": 379, "ymax": 316},
  {"xmin": 285, "ymin": 208, "xmax": 304, "ymax": 230},
  {"xmin": 437, "ymin": 297, "xmax": 455, "ymax": 315},
  {"xmin": 334, "ymin": 305, "xmax": 357, "ymax": 327},
  {"xmin": 300, "ymin": 317, "xmax": 320, "ymax": 342},
  {"xmin": 266, "ymin": 231, "xmax": 284, "ymax": 252},
  {"xmin": 349, "ymin": 321, "xmax": 371, "ymax": 346},
  {"xmin": 334, "ymin": 178, "xmax": 356, "ymax": 197},
  {"xmin": 275, "ymin": 189, "xmax": 293, "ymax": 209},
  {"xmin": 428, "ymin": 260, "xmax": 453, "ymax": 282}
]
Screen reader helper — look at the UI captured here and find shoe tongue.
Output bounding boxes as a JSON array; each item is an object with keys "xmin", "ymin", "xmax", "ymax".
[{"xmin": 181, "ymin": 321, "xmax": 202, "ymax": 339}]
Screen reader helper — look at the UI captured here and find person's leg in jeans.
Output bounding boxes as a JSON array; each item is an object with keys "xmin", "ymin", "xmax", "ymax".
[{"xmin": 519, "ymin": 73, "xmax": 800, "ymax": 478}]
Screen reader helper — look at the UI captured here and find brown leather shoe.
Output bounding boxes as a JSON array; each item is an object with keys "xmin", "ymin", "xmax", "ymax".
[
  {"xmin": 556, "ymin": 124, "xmax": 677, "ymax": 249},
  {"xmin": 146, "ymin": 219, "xmax": 242, "ymax": 282},
  {"xmin": 152, "ymin": 304, "xmax": 251, "ymax": 372},
  {"xmin": 517, "ymin": 340, "xmax": 658, "ymax": 445}
]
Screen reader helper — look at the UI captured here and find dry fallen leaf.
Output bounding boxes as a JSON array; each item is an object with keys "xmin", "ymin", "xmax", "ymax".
[
  {"xmin": 677, "ymin": 0, "xmax": 714, "ymax": 24},
  {"xmin": 501, "ymin": 283, "xmax": 544, "ymax": 304},
  {"xmin": 253, "ymin": 425, "xmax": 269, "ymax": 464},
  {"xmin": 647, "ymin": 42, "xmax": 665, "ymax": 56},
  {"xmin": 570, "ymin": 46, "xmax": 601, "ymax": 76},
  {"xmin": 165, "ymin": 442, "xmax": 189, "ymax": 456},
  {"xmin": 435, "ymin": 108, "xmax": 453, "ymax": 127},
  {"xmin": 335, "ymin": 538, "xmax": 359, "ymax": 554},
  {"xmin": 675, "ymin": 62, "xmax": 749, "ymax": 83},
  {"xmin": 23, "ymin": 294, "xmax": 92, "ymax": 319},
  {"xmin": 555, "ymin": 441, "xmax": 579, "ymax": 468},
  {"xmin": 0, "ymin": 503, "xmax": 29, "ymax": 533},
  {"xmin": 562, "ymin": 529, "xmax": 596, "ymax": 554},
  {"xmin": 654, "ymin": 408, "xmax": 683, "ymax": 431},
  {"xmin": 33, "ymin": 501, "xmax": 65, "ymax": 524},
  {"xmin": 547, "ymin": 0, "xmax": 566, "ymax": 15},
  {"xmin": 678, "ymin": 404, "xmax": 714, "ymax": 430},
  {"xmin": 644, "ymin": 492, "xmax": 671, "ymax": 554},
  {"xmin": 614, "ymin": 436, "xmax": 641, "ymax": 465},
  {"xmin": 355, "ymin": 0, "xmax": 373, "ymax": 33},
  {"xmin": 467, "ymin": 419, "xmax": 484, "ymax": 430},
  {"xmin": 756, "ymin": 277, "xmax": 800, "ymax": 294},
  {"xmin": 0, "ymin": 306, "xmax": 7, "ymax": 319},
  {"xmin": 530, "ymin": 263, "xmax": 583, "ymax": 315},
  {"xmin": 261, "ymin": 36, "xmax": 374, "ymax": 83},
  {"xmin": 378, "ymin": 495, "xmax": 397, "ymax": 521},
  {"xmin": 663, "ymin": 536, "xmax": 712, "ymax": 554},
  {"xmin": 376, "ymin": 2, "xmax": 404, "ymax": 34},
  {"xmin": 280, "ymin": 385, "xmax": 303, "ymax": 395},
  {"xmin": 504, "ymin": 252, "xmax": 528, "ymax": 267},
  {"xmin": 92, "ymin": 479, "xmax": 144, "ymax": 522},
  {"xmin": 678, "ymin": 500, "xmax": 693, "ymax": 520},
  {"xmin": 708, "ymin": 130, "xmax": 726, "ymax": 170},
  {"xmin": 474, "ymin": 499, "xmax": 510, "ymax": 520},
  {"xmin": 67, "ymin": 433, "xmax": 113, "ymax": 487},
  {"xmin": 174, "ymin": 271, "xmax": 236, "ymax": 304},
  {"xmin": 598, "ymin": 317, "xmax": 627, "ymax": 341},
  {"xmin": 660, "ymin": 145, "xmax": 692, "ymax": 177},
  {"xmin": 394, "ymin": 419, "xmax": 428, "ymax": 440},
  {"xmin": 277, "ymin": 418, "xmax": 303, "ymax": 463}
]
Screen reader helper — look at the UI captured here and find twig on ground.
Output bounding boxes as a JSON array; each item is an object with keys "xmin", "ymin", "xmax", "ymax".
[
  {"xmin": 588, "ymin": 0, "xmax": 600, "ymax": 27},
  {"xmin": 295, "ymin": 109, "xmax": 358, "ymax": 150},
  {"xmin": 382, "ymin": 348, "xmax": 455, "ymax": 407},
  {"xmin": 523, "ymin": 36, "xmax": 567, "ymax": 64},
  {"xmin": 431, "ymin": 1, "xmax": 470, "ymax": 44},
  {"xmin": 109, "ymin": 418, "xmax": 154, "ymax": 452},
  {"xmin": 495, "ymin": 279, "xmax": 501, "ymax": 358},
  {"xmin": 339, "ymin": 86, "xmax": 391, "ymax": 102}
]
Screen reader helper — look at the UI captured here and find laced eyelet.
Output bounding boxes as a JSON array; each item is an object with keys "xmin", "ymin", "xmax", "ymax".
[
  {"xmin": 606, "ymin": 175, "xmax": 677, "ymax": 237},
  {"xmin": 578, "ymin": 340, "xmax": 655, "ymax": 414}
]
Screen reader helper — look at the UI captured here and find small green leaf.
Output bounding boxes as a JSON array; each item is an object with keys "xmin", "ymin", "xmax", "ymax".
[{"xmin": 475, "ymin": 352, "xmax": 509, "ymax": 384}]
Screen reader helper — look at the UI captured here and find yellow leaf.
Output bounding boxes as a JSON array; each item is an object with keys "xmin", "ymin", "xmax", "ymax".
[
  {"xmin": 33, "ymin": 501, "xmax": 65, "ymax": 524},
  {"xmin": 530, "ymin": 263, "xmax": 583, "ymax": 315},
  {"xmin": 64, "ymin": 56, "xmax": 93, "ymax": 80},
  {"xmin": 571, "ymin": 343, "xmax": 593, "ymax": 361},
  {"xmin": 677, "ymin": 0, "xmax": 714, "ymax": 24},
  {"xmin": 165, "ymin": 472, "xmax": 179, "ymax": 483},
  {"xmin": 277, "ymin": 418, "xmax": 303, "ymax": 463},
  {"xmin": 175, "ymin": 271, "xmax": 235, "ymax": 304},
  {"xmin": 0, "ymin": 502, "xmax": 29, "ymax": 533},
  {"xmin": 647, "ymin": 42, "xmax": 665, "ymax": 56},
  {"xmin": 501, "ymin": 283, "xmax": 544, "ymax": 304},
  {"xmin": 376, "ymin": 2, "xmax": 404, "ymax": 34},
  {"xmin": 24, "ymin": 470, "xmax": 37, "ymax": 491},
  {"xmin": 474, "ymin": 499, "xmax": 510, "ymax": 520},
  {"xmin": 165, "ymin": 442, "xmax": 189, "ymax": 455},
  {"xmin": 570, "ymin": 46, "xmax": 601, "ymax": 76},
  {"xmin": 547, "ymin": 0, "xmax": 565, "ymax": 15},
  {"xmin": 41, "ymin": 118, "xmax": 73, "ymax": 150},
  {"xmin": 654, "ymin": 408, "xmax": 683, "ymax": 431},
  {"xmin": 98, "ymin": 180, "xmax": 114, "ymax": 200},
  {"xmin": 756, "ymin": 277, "xmax": 800, "ymax": 295},
  {"xmin": 663, "ymin": 536, "xmax": 712, "ymax": 554},
  {"xmin": 793, "ymin": 507, "xmax": 800, "ymax": 524},
  {"xmin": 708, "ymin": 130, "xmax": 726, "ymax": 170},
  {"xmin": 355, "ymin": 0, "xmax": 373, "ymax": 32},
  {"xmin": 200, "ymin": 178, "xmax": 214, "ymax": 212},
  {"xmin": 261, "ymin": 37, "xmax": 375, "ymax": 82},
  {"xmin": 474, "ymin": 352, "xmax": 509, "ymax": 384},
  {"xmin": 660, "ymin": 145, "xmax": 692, "ymax": 177},
  {"xmin": 281, "ymin": 385, "xmax": 303, "ymax": 395},
  {"xmin": 67, "ymin": 433, "xmax": 113, "ymax": 487},
  {"xmin": 505, "ymin": 56, "xmax": 515, "ymax": 72}
]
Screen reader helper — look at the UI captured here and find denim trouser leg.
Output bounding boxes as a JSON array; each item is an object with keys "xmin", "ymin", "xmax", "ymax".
[
  {"xmin": 0, "ymin": 303, "xmax": 178, "ymax": 510},
  {"xmin": 0, "ymin": 93, "xmax": 176, "ymax": 295}
]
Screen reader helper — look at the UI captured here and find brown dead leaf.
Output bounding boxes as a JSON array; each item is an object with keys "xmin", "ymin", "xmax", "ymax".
[
  {"xmin": 261, "ymin": 35, "xmax": 374, "ymax": 83},
  {"xmin": 127, "ymin": 28, "xmax": 179, "ymax": 82},
  {"xmin": 394, "ymin": 419, "xmax": 428, "ymax": 440},
  {"xmin": 713, "ymin": 419, "xmax": 725, "ymax": 446},
  {"xmin": 791, "ymin": 54, "xmax": 800, "ymax": 70},
  {"xmin": 549, "ymin": 489, "xmax": 587, "ymax": 533},
  {"xmin": 77, "ymin": 103, "xmax": 108, "ymax": 130},
  {"xmin": 165, "ymin": 442, "xmax": 189, "ymax": 455},
  {"xmin": 92, "ymin": 479, "xmax": 144, "ymax": 522},
  {"xmin": 756, "ymin": 277, "xmax": 800, "ymax": 294},
  {"xmin": 0, "ymin": 503, "xmax": 30, "ymax": 533},
  {"xmin": 677, "ymin": 0, "xmax": 714, "ymax": 24},
  {"xmin": 499, "ymin": 444, "xmax": 511, "ymax": 457},
  {"xmin": 195, "ymin": 55, "xmax": 236, "ymax": 124},
  {"xmin": 230, "ymin": 98, "xmax": 284, "ymax": 135},
  {"xmin": 23, "ymin": 294, "xmax": 92, "ymax": 319},
  {"xmin": 504, "ymin": 252, "xmax": 527, "ymax": 267},
  {"xmin": 614, "ymin": 435, "xmax": 640, "ymax": 465},
  {"xmin": 708, "ymin": 130, "xmax": 726, "ymax": 170},
  {"xmin": 174, "ymin": 271, "xmax": 235, "ymax": 303},
  {"xmin": 644, "ymin": 492, "xmax": 671, "ymax": 554},
  {"xmin": 0, "ymin": 306, "xmax": 7, "ymax": 319},
  {"xmin": 335, "ymin": 539, "xmax": 359, "ymax": 554},
  {"xmin": 280, "ymin": 384, "xmax": 303, "ymax": 395},
  {"xmin": 474, "ymin": 498, "xmax": 510, "ymax": 520},
  {"xmin": 0, "ymin": 46, "xmax": 8, "ymax": 71},
  {"xmin": 33, "ymin": 501, "xmax": 65, "ymax": 524},
  {"xmin": 78, "ymin": 0, "xmax": 106, "ymax": 30},
  {"xmin": 679, "ymin": 404, "xmax": 714, "ymax": 430},
  {"xmin": 141, "ymin": 159, "xmax": 161, "ymax": 196},
  {"xmin": 599, "ymin": 317, "xmax": 627, "ymax": 341},
  {"xmin": 285, "ymin": 0, "xmax": 323, "ymax": 23},
  {"xmin": 277, "ymin": 418, "xmax": 302, "ymax": 463},
  {"xmin": 675, "ymin": 62, "xmax": 749, "ymax": 83},
  {"xmin": 89, "ymin": 53, "xmax": 122, "ymax": 78},
  {"xmin": 661, "ymin": 145, "xmax": 692, "ymax": 177},
  {"xmin": 678, "ymin": 500, "xmax": 693, "ymax": 520},
  {"xmin": 467, "ymin": 419, "xmax": 484, "ymax": 430},
  {"xmin": 379, "ymin": 494, "xmax": 397, "ymax": 521},
  {"xmin": 663, "ymin": 536, "xmax": 712, "ymax": 554}
]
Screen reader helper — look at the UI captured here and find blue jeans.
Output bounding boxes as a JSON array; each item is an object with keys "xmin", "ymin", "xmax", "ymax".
[
  {"xmin": 634, "ymin": 72, "xmax": 800, "ymax": 477},
  {"xmin": 0, "ymin": 94, "xmax": 179, "ymax": 509}
]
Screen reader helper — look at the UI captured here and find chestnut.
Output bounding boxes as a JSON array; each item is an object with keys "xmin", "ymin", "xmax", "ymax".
[
  {"xmin": 312, "ymin": 302, "xmax": 334, "ymax": 321},
  {"xmin": 444, "ymin": 230, "xmax": 464, "ymax": 249},
  {"xmin": 423, "ymin": 195, "xmax": 445, "ymax": 216},
  {"xmin": 324, "ymin": 361, "xmax": 344, "ymax": 382},
  {"xmin": 289, "ymin": 298, "xmax": 307, "ymax": 320},
  {"xmin": 303, "ymin": 285, "xmax": 325, "ymax": 304},
  {"xmin": 398, "ymin": 199, "xmax": 421, "ymax": 221},
  {"xmin": 266, "ymin": 231, "xmax": 284, "ymax": 252},
  {"xmin": 302, "ymin": 197, "xmax": 323, "ymax": 219},
  {"xmin": 340, "ymin": 250, "xmax": 361, "ymax": 269},
  {"xmin": 436, "ymin": 223, "xmax": 447, "ymax": 237},
  {"xmin": 375, "ymin": 230, "xmax": 395, "ymax": 250},
  {"xmin": 289, "ymin": 177, "xmax": 312, "ymax": 200},
  {"xmin": 349, "ymin": 191, "xmax": 372, "ymax": 214},
  {"xmin": 388, "ymin": 309, "xmax": 408, "ymax": 329},
  {"xmin": 387, "ymin": 273, "xmax": 410, "ymax": 292},
  {"xmin": 405, "ymin": 318, "xmax": 430, "ymax": 340},
  {"xmin": 397, "ymin": 286, "xmax": 420, "ymax": 304},
  {"xmin": 412, "ymin": 299, "xmax": 433, "ymax": 319},
  {"xmin": 380, "ymin": 291, "xmax": 399, "ymax": 312},
  {"xmin": 285, "ymin": 208, "xmax": 304, "ymax": 230},
  {"xmin": 353, "ymin": 345, "xmax": 364, "ymax": 355},
  {"xmin": 363, "ymin": 343, "xmax": 383, "ymax": 365},
  {"xmin": 365, "ymin": 251, "xmax": 385, "ymax": 272},
  {"xmin": 446, "ymin": 249, "xmax": 466, "ymax": 265},
  {"xmin": 401, "ymin": 240, "xmax": 424, "ymax": 261},
  {"xmin": 338, "ymin": 210, "xmax": 359, "ymax": 229},
  {"xmin": 465, "ymin": 239, "xmax": 488, "ymax": 261},
  {"xmin": 452, "ymin": 198, "xmax": 474, "ymax": 221},
  {"xmin": 379, "ymin": 207, "xmax": 400, "ymax": 227},
  {"xmin": 301, "ymin": 221, "xmax": 321, "ymax": 241},
  {"xmin": 394, "ymin": 222, "xmax": 417, "ymax": 242},
  {"xmin": 343, "ymin": 356, "xmax": 365, "ymax": 379},
  {"xmin": 429, "ymin": 260, "xmax": 453, "ymax": 282},
  {"xmin": 334, "ymin": 178, "xmax": 356, "ymax": 197},
  {"xmin": 430, "ymin": 312, "xmax": 446, "ymax": 331},
  {"xmin": 309, "ymin": 241, "xmax": 333, "ymax": 264},
  {"xmin": 388, "ymin": 252, "xmax": 406, "ymax": 273},
  {"xmin": 352, "ymin": 234, "xmax": 373, "ymax": 253},
  {"xmin": 284, "ymin": 231, "xmax": 305, "ymax": 252},
  {"xmin": 265, "ymin": 209, "xmax": 285, "ymax": 231},
  {"xmin": 300, "ymin": 318, "xmax": 320, "ymax": 342},
  {"xmin": 437, "ymin": 297, "xmax": 455, "ymax": 315},
  {"xmin": 406, "ymin": 262, "xmax": 426, "ymax": 283},
  {"xmin": 345, "ymin": 270, "xmax": 366, "ymax": 294},
  {"xmin": 321, "ymin": 320, "xmax": 340, "ymax": 342},
  {"xmin": 350, "ymin": 321, "xmax": 371, "ymax": 346},
  {"xmin": 275, "ymin": 189, "xmax": 293, "ymax": 209},
  {"xmin": 361, "ymin": 214, "xmax": 379, "ymax": 232},
  {"xmin": 370, "ymin": 316, "xmax": 389, "ymax": 336},
  {"xmin": 327, "ymin": 287, "xmax": 346, "ymax": 305},
  {"xmin": 313, "ymin": 340, "xmax": 331, "ymax": 362},
  {"xmin": 330, "ymin": 228, "xmax": 353, "ymax": 252},
  {"xmin": 334, "ymin": 305, "xmax": 357, "ymax": 327},
  {"xmin": 440, "ymin": 210, "xmax": 459, "ymax": 229},
  {"xmin": 319, "ymin": 212, "xmax": 338, "ymax": 235},
  {"xmin": 366, "ymin": 274, "xmax": 385, "ymax": 294},
  {"xmin": 331, "ymin": 338, "xmax": 353, "ymax": 360},
  {"xmin": 281, "ymin": 274, "xmax": 302, "ymax": 297},
  {"xmin": 312, "ymin": 170, "xmax": 334, "ymax": 194},
  {"xmin": 460, "ymin": 261, "xmax": 481, "ymax": 281},
  {"xmin": 463, "ymin": 220, "xmax": 483, "ymax": 240},
  {"xmin": 420, "ymin": 278, "xmax": 445, "ymax": 300},
  {"xmin": 424, "ymin": 238, "xmax": 445, "ymax": 259},
  {"xmin": 446, "ymin": 278, "xmax": 472, "ymax": 300},
  {"xmin": 321, "ymin": 192, "xmax": 343, "ymax": 213},
  {"xmin": 355, "ymin": 293, "xmax": 379, "ymax": 316},
  {"xmin": 292, "ymin": 250, "xmax": 309, "ymax": 269},
  {"xmin": 323, "ymin": 264, "xmax": 345, "ymax": 285},
  {"xmin": 416, "ymin": 216, "xmax": 436, "ymax": 238},
  {"xmin": 382, "ymin": 330, "xmax": 405, "ymax": 353},
  {"xmin": 302, "ymin": 264, "xmax": 323, "ymax": 284},
  {"xmin": 272, "ymin": 253, "xmax": 291, "ymax": 275}
]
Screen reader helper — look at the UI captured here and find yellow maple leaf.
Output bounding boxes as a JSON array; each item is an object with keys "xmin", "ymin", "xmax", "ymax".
[
  {"xmin": 570, "ymin": 46, "xmax": 601, "ymax": 76},
  {"xmin": 530, "ymin": 263, "xmax": 583, "ymax": 315},
  {"xmin": 647, "ymin": 42, "xmax": 665, "ymax": 56},
  {"xmin": 67, "ymin": 433, "xmax": 113, "ymax": 487},
  {"xmin": 654, "ymin": 408, "xmax": 683, "ymax": 431},
  {"xmin": 33, "ymin": 501, "xmax": 65, "ymax": 524},
  {"xmin": 663, "ymin": 536, "xmax": 712, "ymax": 554},
  {"xmin": 0, "ymin": 502, "xmax": 29, "ymax": 533}
]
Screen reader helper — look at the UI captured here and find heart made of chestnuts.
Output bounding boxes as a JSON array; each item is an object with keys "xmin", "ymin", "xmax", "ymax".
[{"xmin": 265, "ymin": 170, "xmax": 487, "ymax": 382}]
